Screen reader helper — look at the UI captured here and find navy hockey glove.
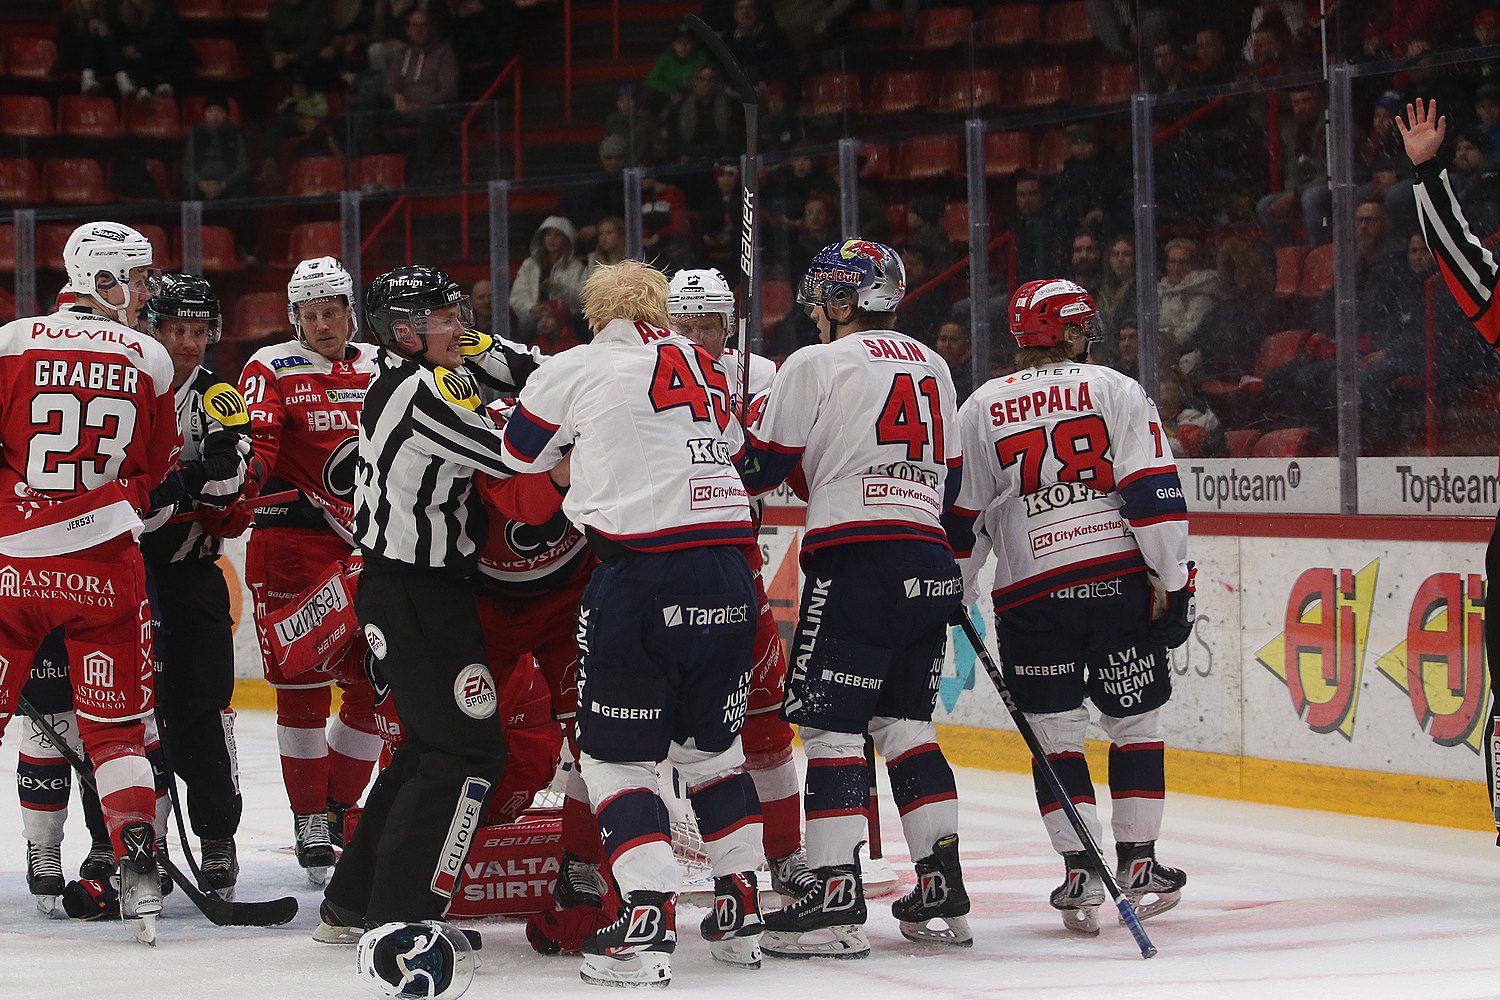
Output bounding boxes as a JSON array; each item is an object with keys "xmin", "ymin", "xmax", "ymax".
[
  {"xmin": 1149, "ymin": 562, "xmax": 1197, "ymax": 650},
  {"xmin": 62, "ymin": 878, "xmax": 119, "ymax": 920}
]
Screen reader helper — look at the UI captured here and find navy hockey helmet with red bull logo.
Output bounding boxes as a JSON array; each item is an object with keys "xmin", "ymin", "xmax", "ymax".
[
  {"xmin": 1008, "ymin": 278, "xmax": 1099, "ymax": 348},
  {"xmin": 797, "ymin": 239, "xmax": 906, "ymax": 314}
]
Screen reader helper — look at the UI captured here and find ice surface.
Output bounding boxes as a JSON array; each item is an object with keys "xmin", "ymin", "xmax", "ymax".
[{"xmin": 0, "ymin": 709, "xmax": 1495, "ymax": 1000}]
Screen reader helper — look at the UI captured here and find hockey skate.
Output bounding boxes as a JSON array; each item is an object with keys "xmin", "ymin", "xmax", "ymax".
[
  {"xmin": 313, "ymin": 898, "xmax": 368, "ymax": 945},
  {"xmin": 580, "ymin": 889, "xmax": 676, "ymax": 989},
  {"xmin": 699, "ymin": 872, "xmax": 764, "ymax": 969},
  {"xmin": 116, "ymin": 822, "xmax": 162, "ymax": 946},
  {"xmin": 557, "ymin": 849, "xmax": 609, "ymax": 909},
  {"xmin": 891, "ymin": 834, "xmax": 973, "ymax": 948},
  {"xmin": 198, "ymin": 838, "xmax": 238, "ymax": 900},
  {"xmin": 1050, "ymin": 851, "xmax": 1104, "ymax": 936},
  {"xmin": 294, "ymin": 811, "xmax": 336, "ymax": 885},
  {"xmin": 1116, "ymin": 841, "xmax": 1186, "ymax": 922},
  {"xmin": 768, "ymin": 850, "xmax": 818, "ymax": 902},
  {"xmin": 155, "ymin": 837, "xmax": 174, "ymax": 897},
  {"xmin": 761, "ymin": 861, "xmax": 870, "ymax": 960},
  {"xmin": 27, "ymin": 842, "xmax": 65, "ymax": 916},
  {"xmin": 79, "ymin": 839, "xmax": 115, "ymax": 883}
]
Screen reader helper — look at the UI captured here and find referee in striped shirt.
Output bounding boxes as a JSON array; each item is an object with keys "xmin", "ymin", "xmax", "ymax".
[{"xmin": 321, "ymin": 265, "xmax": 559, "ymax": 933}]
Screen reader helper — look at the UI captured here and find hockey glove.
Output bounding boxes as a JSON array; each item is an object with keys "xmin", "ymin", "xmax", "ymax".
[
  {"xmin": 1149, "ymin": 562, "xmax": 1197, "ymax": 650},
  {"xmin": 525, "ymin": 895, "xmax": 618, "ymax": 955},
  {"xmin": 62, "ymin": 879, "xmax": 119, "ymax": 920}
]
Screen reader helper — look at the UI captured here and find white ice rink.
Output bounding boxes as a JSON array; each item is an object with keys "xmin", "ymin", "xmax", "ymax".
[{"xmin": 0, "ymin": 708, "xmax": 1495, "ymax": 1000}]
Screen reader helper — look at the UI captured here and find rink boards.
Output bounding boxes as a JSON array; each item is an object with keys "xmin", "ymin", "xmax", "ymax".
[{"xmin": 213, "ymin": 501, "xmax": 1496, "ymax": 833}]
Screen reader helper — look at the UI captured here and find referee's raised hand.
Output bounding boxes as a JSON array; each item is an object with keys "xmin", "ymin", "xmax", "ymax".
[{"xmin": 1397, "ymin": 98, "xmax": 1446, "ymax": 165}]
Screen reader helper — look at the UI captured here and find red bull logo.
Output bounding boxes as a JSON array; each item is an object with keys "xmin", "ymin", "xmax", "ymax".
[{"xmin": 840, "ymin": 240, "xmax": 885, "ymax": 262}]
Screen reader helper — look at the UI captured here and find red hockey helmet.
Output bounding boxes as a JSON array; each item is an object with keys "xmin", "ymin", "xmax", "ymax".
[{"xmin": 1009, "ymin": 278, "xmax": 1098, "ymax": 347}]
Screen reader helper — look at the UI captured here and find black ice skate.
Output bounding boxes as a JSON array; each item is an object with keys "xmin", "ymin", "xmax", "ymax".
[
  {"xmin": 326, "ymin": 799, "xmax": 352, "ymax": 850},
  {"xmin": 768, "ymin": 850, "xmax": 818, "ymax": 902},
  {"xmin": 154, "ymin": 837, "xmax": 174, "ymax": 898},
  {"xmin": 761, "ymin": 861, "xmax": 870, "ymax": 960},
  {"xmin": 312, "ymin": 897, "xmax": 368, "ymax": 945},
  {"xmin": 198, "ymin": 838, "xmax": 238, "ymax": 900},
  {"xmin": 1050, "ymin": 851, "xmax": 1104, "ymax": 936},
  {"xmin": 27, "ymin": 841, "xmax": 65, "ymax": 916},
  {"xmin": 1116, "ymin": 841, "xmax": 1186, "ymax": 921},
  {"xmin": 79, "ymin": 839, "xmax": 115, "ymax": 883},
  {"xmin": 116, "ymin": 822, "xmax": 162, "ymax": 946},
  {"xmin": 891, "ymin": 834, "xmax": 973, "ymax": 948},
  {"xmin": 699, "ymin": 871, "xmax": 764, "ymax": 968},
  {"xmin": 580, "ymin": 889, "xmax": 676, "ymax": 989},
  {"xmin": 294, "ymin": 811, "xmax": 336, "ymax": 885},
  {"xmin": 557, "ymin": 849, "xmax": 609, "ymax": 909}
]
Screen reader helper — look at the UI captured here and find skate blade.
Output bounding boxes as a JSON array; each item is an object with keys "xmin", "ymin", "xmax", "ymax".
[
  {"xmin": 312, "ymin": 921, "xmax": 364, "ymax": 945},
  {"xmin": 579, "ymin": 951, "xmax": 672, "ymax": 989},
  {"xmin": 1120, "ymin": 889, "xmax": 1180, "ymax": 923},
  {"xmin": 898, "ymin": 915, "xmax": 973, "ymax": 948},
  {"xmin": 304, "ymin": 865, "xmax": 330, "ymax": 887},
  {"xmin": 34, "ymin": 894, "xmax": 59, "ymax": 917},
  {"xmin": 1059, "ymin": 906, "xmax": 1100, "ymax": 936},
  {"xmin": 762, "ymin": 925, "xmax": 870, "ymax": 960},
  {"xmin": 127, "ymin": 913, "xmax": 158, "ymax": 946},
  {"xmin": 709, "ymin": 933, "xmax": 763, "ymax": 968}
]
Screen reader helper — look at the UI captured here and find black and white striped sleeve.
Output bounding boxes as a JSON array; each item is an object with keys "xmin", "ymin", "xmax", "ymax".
[
  {"xmin": 1413, "ymin": 160, "xmax": 1500, "ymax": 349},
  {"xmin": 462, "ymin": 328, "xmax": 546, "ymax": 398},
  {"xmin": 409, "ymin": 384, "xmax": 513, "ymax": 479}
]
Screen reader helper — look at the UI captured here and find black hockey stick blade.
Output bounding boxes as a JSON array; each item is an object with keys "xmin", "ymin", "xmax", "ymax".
[
  {"xmin": 17, "ymin": 696, "xmax": 299, "ymax": 928},
  {"xmin": 952, "ymin": 614, "xmax": 1158, "ymax": 959}
]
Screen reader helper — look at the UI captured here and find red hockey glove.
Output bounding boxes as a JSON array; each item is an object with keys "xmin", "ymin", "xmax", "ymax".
[{"xmin": 525, "ymin": 893, "xmax": 618, "ymax": 955}]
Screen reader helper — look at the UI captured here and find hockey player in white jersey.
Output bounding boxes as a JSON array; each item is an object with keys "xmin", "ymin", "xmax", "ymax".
[
  {"xmin": 948, "ymin": 278, "xmax": 1195, "ymax": 935},
  {"xmin": 739, "ymin": 240, "xmax": 972, "ymax": 957},
  {"xmin": 667, "ymin": 268, "xmax": 814, "ymax": 900},
  {"xmin": 502, "ymin": 260, "xmax": 765, "ymax": 988}
]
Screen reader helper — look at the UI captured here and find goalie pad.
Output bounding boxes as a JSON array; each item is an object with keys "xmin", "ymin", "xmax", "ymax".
[
  {"xmin": 260, "ymin": 553, "xmax": 364, "ymax": 683},
  {"xmin": 445, "ymin": 813, "xmax": 564, "ymax": 918}
]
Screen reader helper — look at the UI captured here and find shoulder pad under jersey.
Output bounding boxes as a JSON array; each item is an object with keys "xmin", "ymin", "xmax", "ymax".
[
  {"xmin": 203, "ymin": 382, "xmax": 250, "ymax": 428},
  {"xmin": 432, "ymin": 365, "xmax": 482, "ymax": 411}
]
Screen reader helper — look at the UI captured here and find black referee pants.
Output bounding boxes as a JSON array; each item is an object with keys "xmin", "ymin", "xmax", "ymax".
[
  {"xmin": 328, "ymin": 565, "xmax": 507, "ymax": 924},
  {"xmin": 147, "ymin": 557, "xmax": 242, "ymax": 841}
]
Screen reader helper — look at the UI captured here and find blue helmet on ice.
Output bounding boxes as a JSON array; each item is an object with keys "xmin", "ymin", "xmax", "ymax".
[{"xmin": 797, "ymin": 239, "xmax": 906, "ymax": 314}]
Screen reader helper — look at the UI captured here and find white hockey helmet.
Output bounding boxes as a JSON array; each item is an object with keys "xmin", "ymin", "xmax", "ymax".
[
  {"xmin": 63, "ymin": 221, "xmax": 154, "ymax": 318},
  {"xmin": 357, "ymin": 921, "xmax": 476, "ymax": 1000},
  {"xmin": 667, "ymin": 268, "xmax": 736, "ymax": 332},
  {"xmin": 287, "ymin": 256, "xmax": 358, "ymax": 343}
]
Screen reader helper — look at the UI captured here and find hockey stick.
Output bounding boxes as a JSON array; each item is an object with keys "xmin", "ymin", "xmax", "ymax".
[
  {"xmin": 953, "ymin": 613, "xmax": 1158, "ymax": 960},
  {"xmin": 16, "ymin": 695, "xmax": 299, "ymax": 928},
  {"xmin": 151, "ymin": 707, "xmax": 207, "ymax": 886},
  {"xmin": 165, "ymin": 488, "xmax": 299, "ymax": 525},
  {"xmin": 863, "ymin": 732, "xmax": 883, "ymax": 860},
  {"xmin": 685, "ymin": 14, "xmax": 757, "ymax": 422}
]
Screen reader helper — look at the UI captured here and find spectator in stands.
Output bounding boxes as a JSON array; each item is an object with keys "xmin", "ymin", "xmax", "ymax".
[
  {"xmin": 1447, "ymin": 131, "xmax": 1500, "ymax": 234},
  {"xmin": 1468, "ymin": 9, "xmax": 1500, "ymax": 92},
  {"xmin": 1180, "ymin": 238, "xmax": 1277, "ymax": 388},
  {"xmin": 386, "ymin": 9, "xmax": 459, "ymax": 111},
  {"xmin": 1191, "ymin": 26, "xmax": 1241, "ymax": 85},
  {"xmin": 262, "ymin": 72, "xmax": 341, "ymax": 183},
  {"xmin": 451, "ymin": 0, "xmax": 517, "ymax": 87},
  {"xmin": 1095, "ymin": 235, "xmax": 1138, "ymax": 338},
  {"xmin": 606, "ymin": 85, "xmax": 668, "ymax": 165},
  {"xmin": 1245, "ymin": 9, "xmax": 1307, "ymax": 75},
  {"xmin": 470, "ymin": 279, "xmax": 493, "ymax": 332},
  {"xmin": 788, "ymin": 195, "xmax": 838, "ymax": 280},
  {"xmin": 115, "ymin": 0, "xmax": 194, "ymax": 101},
  {"xmin": 511, "ymin": 215, "xmax": 586, "ymax": 340},
  {"xmin": 1360, "ymin": 90, "xmax": 1418, "ymax": 237},
  {"xmin": 724, "ymin": 0, "xmax": 796, "ymax": 87},
  {"xmin": 266, "ymin": 0, "xmax": 333, "ymax": 94},
  {"xmin": 1051, "ymin": 123, "xmax": 1128, "ymax": 238},
  {"xmin": 183, "ymin": 96, "xmax": 253, "ymax": 203},
  {"xmin": 701, "ymin": 162, "xmax": 743, "ymax": 278},
  {"xmin": 934, "ymin": 321, "xmax": 975, "ymax": 403},
  {"xmin": 1358, "ymin": 232, "xmax": 1445, "ymax": 447},
  {"xmin": 906, "ymin": 195, "xmax": 952, "ymax": 271},
  {"xmin": 586, "ymin": 216, "xmax": 627, "ymax": 275},
  {"xmin": 1476, "ymin": 85, "xmax": 1500, "ymax": 159},
  {"xmin": 323, "ymin": 0, "xmax": 373, "ymax": 83},
  {"xmin": 110, "ymin": 139, "xmax": 165, "ymax": 201},
  {"xmin": 1157, "ymin": 237, "xmax": 1219, "ymax": 349},
  {"xmin": 1115, "ymin": 317, "xmax": 1140, "ymax": 378},
  {"xmin": 677, "ymin": 64, "xmax": 742, "ymax": 162},
  {"xmin": 556, "ymin": 137, "xmax": 629, "ymax": 248},
  {"xmin": 1069, "ymin": 231, "xmax": 1105, "ymax": 295},
  {"xmin": 894, "ymin": 244, "xmax": 949, "ymax": 346},
  {"xmin": 761, "ymin": 80, "xmax": 801, "ymax": 152},
  {"xmin": 645, "ymin": 22, "xmax": 707, "ymax": 115},
  {"xmin": 1257, "ymin": 86, "xmax": 1330, "ymax": 246},
  {"xmin": 1147, "ymin": 39, "xmax": 1189, "ymax": 94},
  {"xmin": 533, "ymin": 299, "xmax": 583, "ymax": 355},
  {"xmin": 642, "ymin": 175, "xmax": 693, "ymax": 268},
  {"xmin": 371, "ymin": 0, "xmax": 449, "ymax": 63},
  {"xmin": 55, "ymin": 0, "xmax": 127, "ymax": 97},
  {"xmin": 951, "ymin": 172, "xmax": 1069, "ymax": 330},
  {"xmin": 765, "ymin": 146, "xmax": 837, "ymax": 222}
]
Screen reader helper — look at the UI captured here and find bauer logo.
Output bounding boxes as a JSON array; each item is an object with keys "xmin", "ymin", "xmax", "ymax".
[
  {"xmin": 431, "ymin": 777, "xmax": 490, "ymax": 898},
  {"xmin": 454, "ymin": 663, "xmax": 498, "ymax": 719},
  {"xmin": 363, "ymin": 624, "xmax": 388, "ymax": 660}
]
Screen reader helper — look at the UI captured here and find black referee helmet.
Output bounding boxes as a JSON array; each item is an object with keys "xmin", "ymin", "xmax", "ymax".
[{"xmin": 365, "ymin": 265, "xmax": 471, "ymax": 355}]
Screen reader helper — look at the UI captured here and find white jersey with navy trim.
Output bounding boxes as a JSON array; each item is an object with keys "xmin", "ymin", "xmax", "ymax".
[
  {"xmin": 501, "ymin": 317, "xmax": 753, "ymax": 553},
  {"xmin": 949, "ymin": 361, "xmax": 1189, "ymax": 612},
  {"xmin": 740, "ymin": 328, "xmax": 960, "ymax": 555}
]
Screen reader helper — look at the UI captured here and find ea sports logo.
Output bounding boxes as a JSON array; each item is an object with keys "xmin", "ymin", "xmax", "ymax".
[{"xmin": 453, "ymin": 663, "xmax": 497, "ymax": 719}]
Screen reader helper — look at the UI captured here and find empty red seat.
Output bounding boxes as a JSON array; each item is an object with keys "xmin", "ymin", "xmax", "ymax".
[
  {"xmin": 980, "ymin": 4, "xmax": 1041, "ymax": 46},
  {"xmin": 36, "ymin": 225, "xmax": 72, "ymax": 268},
  {"xmin": 196, "ymin": 225, "xmax": 245, "ymax": 271},
  {"xmin": 177, "ymin": 0, "xmax": 233, "ymax": 18},
  {"xmin": 1032, "ymin": 129, "xmax": 1071, "ymax": 174},
  {"xmin": 799, "ymin": 73, "xmax": 861, "ymax": 118},
  {"xmin": 1256, "ymin": 329, "xmax": 1311, "ymax": 375},
  {"xmin": 232, "ymin": 291, "xmax": 292, "ymax": 340},
  {"xmin": 355, "ymin": 154, "xmax": 406, "ymax": 192},
  {"xmin": 1017, "ymin": 65, "xmax": 1070, "ymax": 107},
  {"xmin": 761, "ymin": 281, "xmax": 793, "ymax": 327},
  {"xmin": 885, "ymin": 202, "xmax": 911, "ymax": 246},
  {"xmin": 869, "ymin": 71, "xmax": 933, "ymax": 115},
  {"xmin": 287, "ymin": 156, "xmax": 346, "ymax": 197},
  {"xmin": 1090, "ymin": 63, "xmax": 1136, "ymax": 104},
  {"xmin": 43, "ymin": 158, "xmax": 110, "ymax": 205},
  {"xmin": 1045, "ymin": 1, "xmax": 1093, "ymax": 44},
  {"xmin": 285, "ymin": 221, "xmax": 343, "ymax": 264},
  {"xmin": 125, "ymin": 97, "xmax": 181, "ymax": 141},
  {"xmin": 191, "ymin": 39, "xmax": 248, "ymax": 81},
  {"xmin": 4, "ymin": 37, "xmax": 57, "ymax": 80},
  {"xmin": 910, "ymin": 7, "xmax": 973, "ymax": 49},
  {"xmin": 1274, "ymin": 247, "xmax": 1308, "ymax": 299},
  {"xmin": 936, "ymin": 69, "xmax": 1003, "ymax": 114},
  {"xmin": 0, "ymin": 226, "xmax": 14, "ymax": 271},
  {"xmin": 1299, "ymin": 244, "xmax": 1335, "ymax": 298},
  {"xmin": 182, "ymin": 95, "xmax": 242, "ymax": 126},
  {"xmin": 858, "ymin": 143, "xmax": 892, "ymax": 179},
  {"xmin": 133, "ymin": 224, "xmax": 176, "ymax": 269},
  {"xmin": 232, "ymin": 0, "xmax": 272, "ymax": 19},
  {"xmin": 893, "ymin": 136, "xmax": 961, "ymax": 181},
  {"xmin": 0, "ymin": 96, "xmax": 56, "ymax": 138},
  {"xmin": 59, "ymin": 96, "xmax": 124, "ymax": 140},
  {"xmin": 1253, "ymin": 427, "xmax": 1314, "ymax": 457},
  {"xmin": 982, "ymin": 131, "xmax": 1031, "ymax": 176},
  {"xmin": 0, "ymin": 160, "xmax": 41, "ymax": 206},
  {"xmin": 938, "ymin": 201, "xmax": 969, "ymax": 243}
]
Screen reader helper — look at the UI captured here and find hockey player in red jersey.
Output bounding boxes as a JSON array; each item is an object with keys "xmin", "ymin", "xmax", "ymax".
[
  {"xmin": 740, "ymin": 240, "xmax": 971, "ymax": 958},
  {"xmin": 238, "ymin": 256, "xmax": 381, "ymax": 884},
  {"xmin": 948, "ymin": 279, "xmax": 1194, "ymax": 935},
  {"xmin": 0, "ymin": 221, "xmax": 182, "ymax": 944},
  {"xmin": 667, "ymin": 267, "xmax": 813, "ymax": 898}
]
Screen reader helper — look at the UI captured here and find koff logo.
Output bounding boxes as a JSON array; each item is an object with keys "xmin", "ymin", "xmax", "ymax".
[{"xmin": 82, "ymin": 650, "xmax": 114, "ymax": 689}]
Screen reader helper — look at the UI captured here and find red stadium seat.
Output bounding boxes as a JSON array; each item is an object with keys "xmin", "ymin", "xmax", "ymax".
[
  {"xmin": 232, "ymin": 291, "xmax": 292, "ymax": 340},
  {"xmin": 0, "ymin": 96, "xmax": 56, "ymax": 138},
  {"xmin": 848, "ymin": 11, "xmax": 905, "ymax": 33},
  {"xmin": 799, "ymin": 73, "xmax": 861, "ymax": 118},
  {"xmin": 134, "ymin": 224, "xmax": 177, "ymax": 269},
  {"xmin": 182, "ymin": 95, "xmax": 242, "ymax": 126},
  {"xmin": 936, "ymin": 69, "xmax": 1003, "ymax": 115},
  {"xmin": 938, "ymin": 201, "xmax": 969, "ymax": 244},
  {"xmin": 196, "ymin": 225, "xmax": 246, "ymax": 271},
  {"xmin": 1045, "ymin": 1, "xmax": 1093, "ymax": 44},
  {"xmin": 115, "ymin": 159, "xmax": 174, "ymax": 203},
  {"xmin": 191, "ymin": 39, "xmax": 249, "ymax": 81},
  {"xmin": 0, "ymin": 286, "xmax": 13, "ymax": 323},
  {"xmin": 1017, "ymin": 65, "xmax": 1069, "ymax": 108},
  {"xmin": 284, "ymin": 221, "xmax": 343, "ymax": 264},
  {"xmin": 858, "ymin": 143, "xmax": 892, "ymax": 179},
  {"xmin": 1298, "ymin": 244, "xmax": 1335, "ymax": 298},
  {"xmin": 1225, "ymin": 429, "xmax": 1261, "ymax": 457},
  {"xmin": 37, "ymin": 224, "xmax": 72, "ymax": 268},
  {"xmin": 1175, "ymin": 422, "xmax": 1207, "ymax": 457},
  {"xmin": 4, "ymin": 37, "xmax": 58, "ymax": 80},
  {"xmin": 893, "ymin": 136, "xmax": 961, "ymax": 181},
  {"xmin": 761, "ymin": 280, "xmax": 793, "ymax": 327},
  {"xmin": 982, "ymin": 131, "xmax": 1031, "ymax": 176},
  {"xmin": 43, "ymin": 158, "xmax": 110, "ymax": 205},
  {"xmin": 124, "ymin": 97, "xmax": 182, "ymax": 141},
  {"xmin": 910, "ymin": 7, "xmax": 973, "ymax": 49},
  {"xmin": 869, "ymin": 71, "xmax": 933, "ymax": 116},
  {"xmin": 58, "ymin": 96, "xmax": 124, "ymax": 140},
  {"xmin": 1089, "ymin": 63, "xmax": 1137, "ymax": 104},
  {"xmin": 355, "ymin": 154, "xmax": 406, "ymax": 192},
  {"xmin": 980, "ymin": 4, "xmax": 1041, "ymax": 46},
  {"xmin": 1253, "ymin": 427, "xmax": 1314, "ymax": 457},
  {"xmin": 1032, "ymin": 129, "xmax": 1071, "ymax": 174},
  {"xmin": 1256, "ymin": 329, "xmax": 1311, "ymax": 375},
  {"xmin": 177, "ymin": 0, "xmax": 233, "ymax": 19},
  {"xmin": 0, "ymin": 226, "xmax": 14, "ymax": 271},
  {"xmin": 884, "ymin": 202, "xmax": 911, "ymax": 246},
  {"xmin": 287, "ymin": 156, "xmax": 346, "ymax": 197},
  {"xmin": 0, "ymin": 160, "xmax": 41, "ymax": 206},
  {"xmin": 1274, "ymin": 247, "xmax": 1308, "ymax": 299},
  {"xmin": 232, "ymin": 0, "xmax": 272, "ymax": 20}
]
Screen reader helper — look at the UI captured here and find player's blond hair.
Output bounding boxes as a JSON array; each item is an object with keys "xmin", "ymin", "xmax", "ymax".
[{"xmin": 580, "ymin": 259, "xmax": 670, "ymax": 333}]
